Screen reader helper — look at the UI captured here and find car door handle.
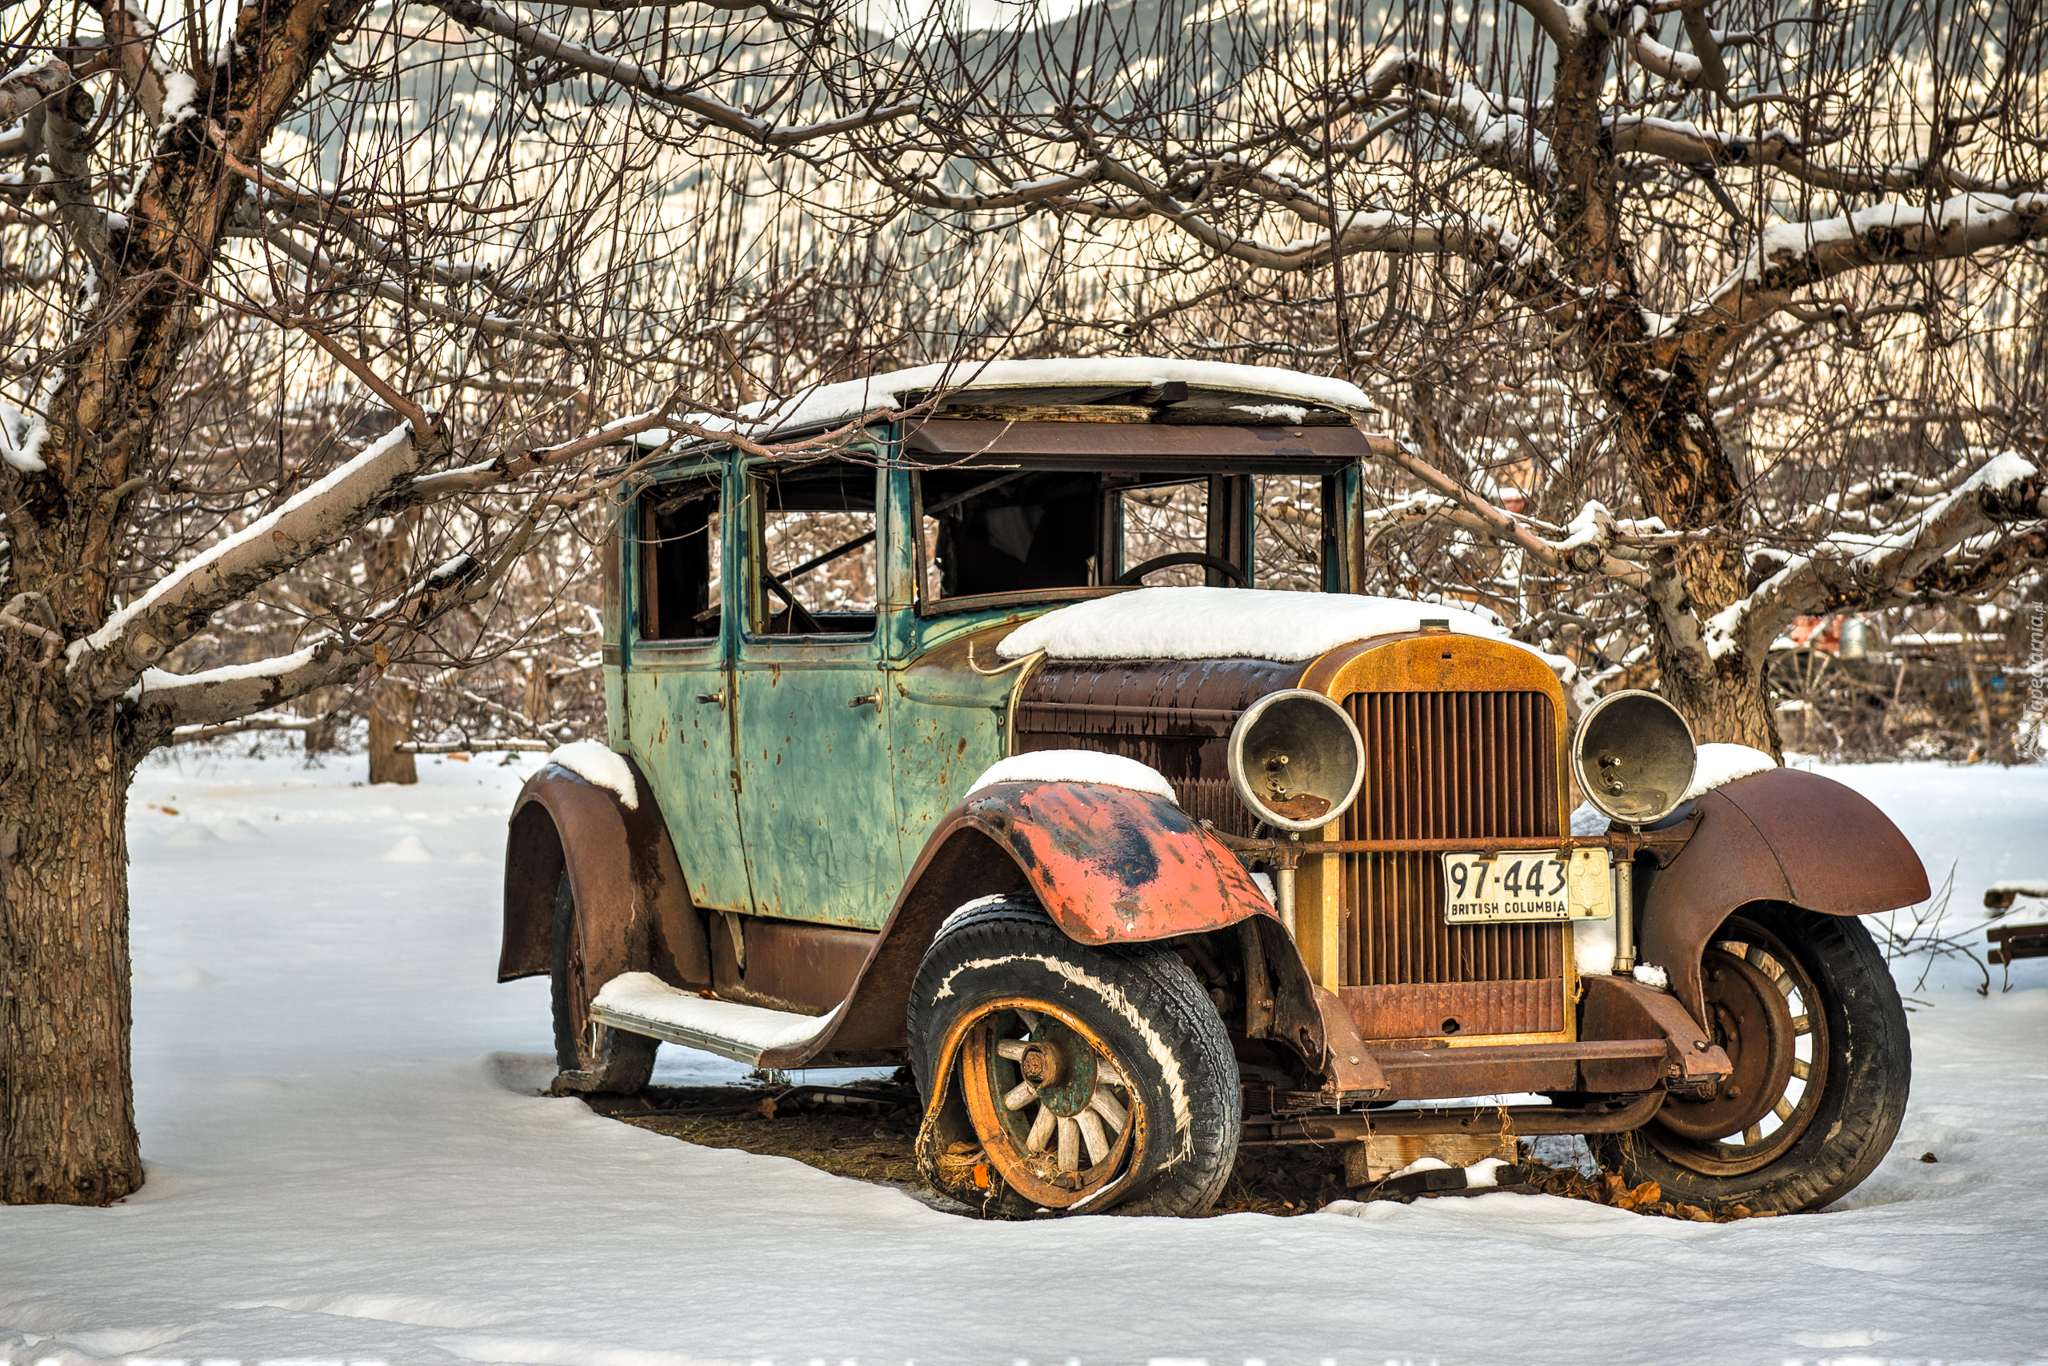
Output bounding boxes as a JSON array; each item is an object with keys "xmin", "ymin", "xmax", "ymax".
[
  {"xmin": 848, "ymin": 692, "xmax": 880, "ymax": 709},
  {"xmin": 696, "ymin": 690, "xmax": 725, "ymax": 706}
]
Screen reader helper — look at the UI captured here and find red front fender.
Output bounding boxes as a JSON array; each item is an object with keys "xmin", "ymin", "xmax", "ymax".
[
  {"xmin": 753, "ymin": 779, "xmax": 1279, "ymax": 1067},
  {"xmin": 956, "ymin": 780, "xmax": 1277, "ymax": 943}
]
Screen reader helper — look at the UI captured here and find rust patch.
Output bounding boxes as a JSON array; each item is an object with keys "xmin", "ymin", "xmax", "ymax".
[{"xmin": 966, "ymin": 781, "xmax": 1273, "ymax": 943}]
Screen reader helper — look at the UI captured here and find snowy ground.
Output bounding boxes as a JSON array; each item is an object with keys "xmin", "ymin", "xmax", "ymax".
[{"xmin": 0, "ymin": 751, "xmax": 2045, "ymax": 1366}]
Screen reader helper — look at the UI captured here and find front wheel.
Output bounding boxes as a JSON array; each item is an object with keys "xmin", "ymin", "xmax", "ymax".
[
  {"xmin": 1593, "ymin": 903, "xmax": 1909, "ymax": 1213},
  {"xmin": 909, "ymin": 900, "xmax": 1240, "ymax": 1216}
]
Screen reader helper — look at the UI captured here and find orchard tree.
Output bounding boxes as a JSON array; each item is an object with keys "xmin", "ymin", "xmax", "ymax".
[
  {"xmin": 0, "ymin": 0, "xmax": 932, "ymax": 1204},
  {"xmin": 853, "ymin": 0, "xmax": 2048, "ymax": 751}
]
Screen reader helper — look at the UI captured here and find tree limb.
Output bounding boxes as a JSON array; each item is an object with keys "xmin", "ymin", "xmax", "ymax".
[
  {"xmin": 1675, "ymin": 192, "xmax": 2048, "ymax": 350},
  {"xmin": 67, "ymin": 423, "xmax": 424, "ymax": 698},
  {"xmin": 424, "ymin": 0, "xmax": 920, "ymax": 147},
  {"xmin": 1607, "ymin": 116, "xmax": 2038, "ymax": 197},
  {"xmin": 1709, "ymin": 451, "xmax": 2048, "ymax": 656}
]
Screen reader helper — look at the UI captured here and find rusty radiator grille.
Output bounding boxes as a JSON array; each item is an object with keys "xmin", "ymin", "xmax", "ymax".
[{"xmin": 1341, "ymin": 691, "xmax": 1563, "ymax": 1037}]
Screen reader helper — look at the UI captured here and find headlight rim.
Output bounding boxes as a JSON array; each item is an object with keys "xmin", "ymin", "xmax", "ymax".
[
  {"xmin": 1226, "ymin": 688, "xmax": 1368, "ymax": 835},
  {"xmin": 1571, "ymin": 687, "xmax": 1699, "ymax": 829}
]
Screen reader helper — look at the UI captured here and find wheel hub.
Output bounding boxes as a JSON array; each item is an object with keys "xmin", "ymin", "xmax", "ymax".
[
  {"xmin": 960, "ymin": 1003, "xmax": 1138, "ymax": 1205},
  {"xmin": 1657, "ymin": 948, "xmax": 1793, "ymax": 1141},
  {"xmin": 1019, "ymin": 1042, "xmax": 1065, "ymax": 1088}
]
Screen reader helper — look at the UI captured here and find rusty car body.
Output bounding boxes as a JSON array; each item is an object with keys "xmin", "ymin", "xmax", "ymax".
[{"xmin": 500, "ymin": 359, "xmax": 1928, "ymax": 1217}]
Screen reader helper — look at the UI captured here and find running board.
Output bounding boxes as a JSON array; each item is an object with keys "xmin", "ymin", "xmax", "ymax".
[{"xmin": 588, "ymin": 972, "xmax": 836, "ymax": 1067}]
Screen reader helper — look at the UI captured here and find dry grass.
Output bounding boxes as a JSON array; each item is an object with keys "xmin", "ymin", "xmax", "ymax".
[{"xmin": 583, "ymin": 1084, "xmax": 1758, "ymax": 1221}]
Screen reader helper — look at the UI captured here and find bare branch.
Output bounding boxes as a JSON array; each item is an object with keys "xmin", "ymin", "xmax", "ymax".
[
  {"xmin": 542, "ymin": 0, "xmax": 823, "ymax": 27},
  {"xmin": 425, "ymin": 0, "xmax": 921, "ymax": 147}
]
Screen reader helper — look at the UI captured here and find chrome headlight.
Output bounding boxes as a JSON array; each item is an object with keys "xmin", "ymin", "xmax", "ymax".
[
  {"xmin": 1571, "ymin": 689, "xmax": 1697, "ymax": 828},
  {"xmin": 1226, "ymin": 690, "xmax": 1366, "ymax": 834}
]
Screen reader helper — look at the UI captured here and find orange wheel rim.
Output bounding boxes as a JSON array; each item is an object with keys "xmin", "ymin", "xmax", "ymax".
[{"xmin": 958, "ymin": 997, "xmax": 1144, "ymax": 1210}]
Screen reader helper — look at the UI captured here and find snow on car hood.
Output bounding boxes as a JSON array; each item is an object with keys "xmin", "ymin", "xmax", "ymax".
[{"xmin": 997, "ymin": 587, "xmax": 1518, "ymax": 663}]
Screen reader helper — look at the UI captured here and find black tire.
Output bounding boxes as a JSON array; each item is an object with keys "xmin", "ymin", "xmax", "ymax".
[
  {"xmin": 908, "ymin": 898, "xmax": 1240, "ymax": 1217},
  {"xmin": 1593, "ymin": 902, "xmax": 1910, "ymax": 1213},
  {"xmin": 549, "ymin": 869, "xmax": 656, "ymax": 1094}
]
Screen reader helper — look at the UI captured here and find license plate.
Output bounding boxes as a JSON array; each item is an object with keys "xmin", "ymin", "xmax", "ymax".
[{"xmin": 1442, "ymin": 849, "xmax": 1613, "ymax": 923}]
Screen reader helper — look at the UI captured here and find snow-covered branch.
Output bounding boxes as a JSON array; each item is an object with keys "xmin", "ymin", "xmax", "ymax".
[
  {"xmin": 67, "ymin": 423, "xmax": 424, "ymax": 699},
  {"xmin": 1620, "ymin": 6, "xmax": 1704, "ymax": 87},
  {"xmin": 425, "ymin": 0, "xmax": 921, "ymax": 147},
  {"xmin": 1708, "ymin": 451, "xmax": 2048, "ymax": 658},
  {"xmin": 94, "ymin": 0, "xmax": 170, "ymax": 128},
  {"xmin": 1353, "ymin": 426, "xmax": 1681, "ymax": 591},
  {"xmin": 1365, "ymin": 55, "xmax": 1555, "ymax": 186},
  {"xmin": 0, "ymin": 57, "xmax": 71, "ymax": 128},
  {"xmin": 170, "ymin": 708, "xmax": 328, "ymax": 744},
  {"xmin": 1607, "ymin": 117, "xmax": 2037, "ymax": 198},
  {"xmin": 1675, "ymin": 193, "xmax": 2048, "ymax": 346},
  {"xmin": 127, "ymin": 640, "xmax": 372, "ymax": 731},
  {"xmin": 129, "ymin": 542, "xmax": 501, "ymax": 731}
]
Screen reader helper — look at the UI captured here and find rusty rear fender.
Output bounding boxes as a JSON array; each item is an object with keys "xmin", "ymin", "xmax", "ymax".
[
  {"xmin": 500, "ymin": 760, "xmax": 711, "ymax": 990},
  {"xmin": 1638, "ymin": 766, "xmax": 1928, "ymax": 1023}
]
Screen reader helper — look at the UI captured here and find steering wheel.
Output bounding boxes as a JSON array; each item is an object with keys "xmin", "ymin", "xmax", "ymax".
[{"xmin": 1114, "ymin": 552, "xmax": 1248, "ymax": 586}]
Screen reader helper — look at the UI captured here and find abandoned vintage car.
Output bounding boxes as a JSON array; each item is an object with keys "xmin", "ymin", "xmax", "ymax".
[{"xmin": 498, "ymin": 358, "xmax": 1928, "ymax": 1218}]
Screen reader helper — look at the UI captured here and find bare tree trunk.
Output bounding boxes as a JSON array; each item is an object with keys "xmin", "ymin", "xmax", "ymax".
[
  {"xmin": 0, "ymin": 682, "xmax": 142, "ymax": 1205},
  {"xmin": 367, "ymin": 684, "xmax": 418, "ymax": 785},
  {"xmin": 363, "ymin": 513, "xmax": 419, "ymax": 784},
  {"xmin": 1948, "ymin": 607, "xmax": 1999, "ymax": 763},
  {"xmin": 1604, "ymin": 368, "xmax": 1783, "ymax": 755}
]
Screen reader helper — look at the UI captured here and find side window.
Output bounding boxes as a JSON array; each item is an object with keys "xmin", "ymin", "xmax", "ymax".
[
  {"xmin": 1119, "ymin": 477, "xmax": 1212, "ymax": 585},
  {"xmin": 918, "ymin": 470, "xmax": 1101, "ymax": 602},
  {"xmin": 750, "ymin": 460, "xmax": 879, "ymax": 637},
  {"xmin": 638, "ymin": 473, "xmax": 722, "ymax": 642},
  {"xmin": 1252, "ymin": 473, "xmax": 1325, "ymax": 591}
]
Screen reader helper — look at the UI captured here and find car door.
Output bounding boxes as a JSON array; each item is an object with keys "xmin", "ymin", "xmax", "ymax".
[
  {"xmin": 620, "ymin": 460, "xmax": 755, "ymax": 912},
  {"xmin": 731, "ymin": 455, "xmax": 904, "ymax": 928}
]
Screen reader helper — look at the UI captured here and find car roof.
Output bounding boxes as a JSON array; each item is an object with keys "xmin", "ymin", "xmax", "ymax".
[{"xmin": 633, "ymin": 358, "xmax": 1373, "ymax": 452}]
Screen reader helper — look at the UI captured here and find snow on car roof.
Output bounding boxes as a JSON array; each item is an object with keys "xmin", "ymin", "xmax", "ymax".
[{"xmin": 645, "ymin": 358, "xmax": 1374, "ymax": 446}]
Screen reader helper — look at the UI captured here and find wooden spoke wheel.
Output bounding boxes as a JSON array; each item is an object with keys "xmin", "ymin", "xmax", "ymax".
[
  {"xmin": 908, "ymin": 898, "xmax": 1240, "ymax": 1217},
  {"xmin": 960, "ymin": 1003, "xmax": 1144, "ymax": 1209},
  {"xmin": 1593, "ymin": 902, "xmax": 1909, "ymax": 1214},
  {"xmin": 1647, "ymin": 917, "xmax": 1827, "ymax": 1176}
]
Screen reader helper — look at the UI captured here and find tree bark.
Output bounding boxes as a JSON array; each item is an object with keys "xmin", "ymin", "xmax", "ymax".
[
  {"xmin": 0, "ymin": 680, "xmax": 143, "ymax": 1204},
  {"xmin": 367, "ymin": 684, "xmax": 419, "ymax": 785},
  {"xmin": 1604, "ymin": 373, "xmax": 1783, "ymax": 756},
  {"xmin": 1545, "ymin": 28, "xmax": 1784, "ymax": 756},
  {"xmin": 0, "ymin": 0, "xmax": 370, "ymax": 1204}
]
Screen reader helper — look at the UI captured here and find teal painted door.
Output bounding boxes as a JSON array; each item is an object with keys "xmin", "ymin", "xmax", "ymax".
[
  {"xmin": 622, "ymin": 463, "xmax": 753, "ymax": 912},
  {"xmin": 733, "ymin": 644, "xmax": 901, "ymax": 926},
  {"xmin": 626, "ymin": 664, "xmax": 750, "ymax": 911},
  {"xmin": 730, "ymin": 457, "xmax": 903, "ymax": 928}
]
